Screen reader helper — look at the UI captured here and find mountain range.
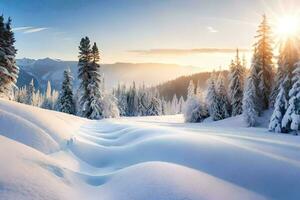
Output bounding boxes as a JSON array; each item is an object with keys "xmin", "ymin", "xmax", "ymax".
[{"xmin": 16, "ymin": 58, "xmax": 202, "ymax": 91}]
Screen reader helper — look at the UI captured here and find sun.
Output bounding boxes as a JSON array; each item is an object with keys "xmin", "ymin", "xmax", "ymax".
[{"xmin": 275, "ymin": 15, "xmax": 299, "ymax": 38}]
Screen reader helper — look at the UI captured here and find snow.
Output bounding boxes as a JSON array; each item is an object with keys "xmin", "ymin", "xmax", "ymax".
[{"xmin": 1, "ymin": 99, "xmax": 300, "ymax": 199}]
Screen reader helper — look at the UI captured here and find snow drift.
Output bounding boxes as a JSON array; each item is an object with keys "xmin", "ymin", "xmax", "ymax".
[{"xmin": 1, "ymin": 99, "xmax": 300, "ymax": 200}]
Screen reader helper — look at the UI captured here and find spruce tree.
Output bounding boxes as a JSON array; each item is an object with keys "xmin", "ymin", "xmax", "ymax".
[
  {"xmin": 147, "ymin": 96, "xmax": 161, "ymax": 116},
  {"xmin": 282, "ymin": 65, "xmax": 300, "ymax": 133},
  {"xmin": 206, "ymin": 74, "xmax": 218, "ymax": 119},
  {"xmin": 214, "ymin": 73, "xmax": 230, "ymax": 120},
  {"xmin": 78, "ymin": 37, "xmax": 92, "ymax": 116},
  {"xmin": 0, "ymin": 16, "xmax": 19, "ymax": 98},
  {"xmin": 187, "ymin": 80, "xmax": 195, "ymax": 98},
  {"xmin": 270, "ymin": 63, "xmax": 285, "ymax": 107},
  {"xmin": 58, "ymin": 69, "xmax": 76, "ymax": 114},
  {"xmin": 184, "ymin": 83, "xmax": 208, "ymax": 123},
  {"xmin": 116, "ymin": 83, "xmax": 128, "ymax": 116},
  {"xmin": 228, "ymin": 49, "xmax": 245, "ymax": 116},
  {"xmin": 26, "ymin": 79, "xmax": 35, "ymax": 105},
  {"xmin": 171, "ymin": 94, "xmax": 178, "ymax": 114},
  {"xmin": 42, "ymin": 81, "xmax": 53, "ymax": 109},
  {"xmin": 178, "ymin": 96, "xmax": 185, "ymax": 114},
  {"xmin": 269, "ymin": 80, "xmax": 289, "ymax": 133},
  {"xmin": 127, "ymin": 82, "xmax": 138, "ymax": 116},
  {"xmin": 86, "ymin": 42, "xmax": 103, "ymax": 119},
  {"xmin": 243, "ymin": 66, "xmax": 259, "ymax": 127},
  {"xmin": 78, "ymin": 39, "xmax": 103, "ymax": 119},
  {"xmin": 253, "ymin": 15, "xmax": 274, "ymax": 109}
]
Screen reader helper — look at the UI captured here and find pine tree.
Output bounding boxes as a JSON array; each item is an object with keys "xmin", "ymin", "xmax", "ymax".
[
  {"xmin": 137, "ymin": 84, "xmax": 148, "ymax": 116},
  {"xmin": 243, "ymin": 66, "xmax": 259, "ymax": 127},
  {"xmin": 214, "ymin": 73, "xmax": 230, "ymax": 120},
  {"xmin": 127, "ymin": 82, "xmax": 139, "ymax": 116},
  {"xmin": 282, "ymin": 65, "xmax": 300, "ymax": 133},
  {"xmin": 184, "ymin": 91, "xmax": 208, "ymax": 123},
  {"xmin": 15, "ymin": 86, "xmax": 27, "ymax": 104},
  {"xmin": 187, "ymin": 80, "xmax": 195, "ymax": 98},
  {"xmin": 115, "ymin": 84, "xmax": 128, "ymax": 116},
  {"xmin": 102, "ymin": 92, "xmax": 120, "ymax": 118},
  {"xmin": 269, "ymin": 80, "xmax": 289, "ymax": 133},
  {"xmin": 26, "ymin": 79, "xmax": 35, "ymax": 105},
  {"xmin": 228, "ymin": 49, "xmax": 245, "ymax": 116},
  {"xmin": 171, "ymin": 94, "xmax": 178, "ymax": 114},
  {"xmin": 78, "ymin": 37, "xmax": 92, "ymax": 116},
  {"xmin": 57, "ymin": 69, "xmax": 76, "ymax": 114},
  {"xmin": 161, "ymin": 97, "xmax": 167, "ymax": 115},
  {"xmin": 42, "ymin": 81, "xmax": 53, "ymax": 109},
  {"xmin": 206, "ymin": 73, "xmax": 218, "ymax": 119},
  {"xmin": 251, "ymin": 15, "xmax": 274, "ymax": 109},
  {"xmin": 270, "ymin": 63, "xmax": 285, "ymax": 107},
  {"xmin": 78, "ymin": 39, "xmax": 103, "ymax": 119},
  {"xmin": 0, "ymin": 16, "xmax": 19, "ymax": 98},
  {"xmin": 178, "ymin": 96, "xmax": 185, "ymax": 114},
  {"xmin": 252, "ymin": 15, "xmax": 274, "ymax": 110},
  {"xmin": 147, "ymin": 96, "xmax": 161, "ymax": 116}
]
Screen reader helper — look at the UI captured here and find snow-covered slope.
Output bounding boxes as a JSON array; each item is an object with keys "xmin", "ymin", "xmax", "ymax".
[{"xmin": 1, "ymin": 99, "xmax": 300, "ymax": 200}]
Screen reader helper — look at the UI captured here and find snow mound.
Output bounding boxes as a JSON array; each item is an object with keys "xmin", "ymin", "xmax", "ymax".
[
  {"xmin": 0, "ymin": 99, "xmax": 86, "ymax": 152},
  {"xmin": 85, "ymin": 162, "xmax": 265, "ymax": 200},
  {"xmin": 1, "ymin": 99, "xmax": 300, "ymax": 200},
  {"xmin": 0, "ymin": 136, "xmax": 82, "ymax": 200}
]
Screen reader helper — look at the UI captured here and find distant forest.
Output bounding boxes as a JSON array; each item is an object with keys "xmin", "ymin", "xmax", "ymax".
[{"xmin": 156, "ymin": 70, "xmax": 229, "ymax": 101}]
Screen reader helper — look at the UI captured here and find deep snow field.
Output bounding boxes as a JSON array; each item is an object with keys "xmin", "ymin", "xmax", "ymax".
[{"xmin": 1, "ymin": 99, "xmax": 300, "ymax": 200}]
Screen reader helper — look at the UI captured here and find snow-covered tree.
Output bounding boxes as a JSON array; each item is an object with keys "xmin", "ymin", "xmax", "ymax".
[
  {"xmin": 102, "ymin": 92, "xmax": 120, "ymax": 118},
  {"xmin": 269, "ymin": 81, "xmax": 289, "ymax": 133},
  {"xmin": 77, "ymin": 37, "xmax": 92, "ymax": 116},
  {"xmin": 161, "ymin": 97, "xmax": 167, "ymax": 115},
  {"xmin": 0, "ymin": 16, "xmax": 19, "ymax": 98},
  {"xmin": 41, "ymin": 81, "xmax": 53, "ymax": 109},
  {"xmin": 214, "ymin": 73, "xmax": 230, "ymax": 120},
  {"xmin": 206, "ymin": 73, "xmax": 218, "ymax": 120},
  {"xmin": 253, "ymin": 14, "xmax": 274, "ymax": 109},
  {"xmin": 127, "ymin": 82, "xmax": 139, "ymax": 116},
  {"xmin": 147, "ymin": 96, "xmax": 161, "ymax": 116},
  {"xmin": 115, "ymin": 83, "xmax": 128, "ymax": 116},
  {"xmin": 184, "ymin": 80, "xmax": 208, "ymax": 122},
  {"xmin": 270, "ymin": 36, "xmax": 299, "ymax": 108},
  {"xmin": 26, "ymin": 79, "xmax": 35, "ymax": 105},
  {"xmin": 243, "ymin": 66, "xmax": 259, "ymax": 127},
  {"xmin": 187, "ymin": 80, "xmax": 195, "ymax": 98},
  {"xmin": 178, "ymin": 96, "xmax": 185, "ymax": 114},
  {"xmin": 228, "ymin": 49, "xmax": 245, "ymax": 116},
  {"xmin": 171, "ymin": 94, "xmax": 178, "ymax": 114},
  {"xmin": 57, "ymin": 69, "xmax": 76, "ymax": 114},
  {"xmin": 137, "ymin": 84, "xmax": 148, "ymax": 116},
  {"xmin": 33, "ymin": 89, "xmax": 44, "ymax": 107},
  {"xmin": 281, "ymin": 65, "xmax": 300, "ymax": 133},
  {"xmin": 270, "ymin": 64, "xmax": 285, "ymax": 107},
  {"xmin": 78, "ymin": 39, "xmax": 103, "ymax": 119}
]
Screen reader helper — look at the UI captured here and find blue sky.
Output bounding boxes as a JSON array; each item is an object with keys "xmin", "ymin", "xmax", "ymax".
[{"xmin": 1, "ymin": 0, "xmax": 299, "ymax": 70}]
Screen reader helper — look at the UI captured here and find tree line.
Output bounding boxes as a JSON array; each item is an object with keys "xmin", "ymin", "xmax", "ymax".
[{"xmin": 183, "ymin": 15, "xmax": 300, "ymax": 134}]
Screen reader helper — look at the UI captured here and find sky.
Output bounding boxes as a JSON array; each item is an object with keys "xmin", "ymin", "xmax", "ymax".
[{"xmin": 1, "ymin": 0, "xmax": 300, "ymax": 71}]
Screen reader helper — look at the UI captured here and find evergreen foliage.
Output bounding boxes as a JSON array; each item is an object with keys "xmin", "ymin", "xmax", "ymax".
[
  {"xmin": 57, "ymin": 69, "xmax": 76, "ymax": 114},
  {"xmin": 0, "ymin": 16, "xmax": 19, "ymax": 98}
]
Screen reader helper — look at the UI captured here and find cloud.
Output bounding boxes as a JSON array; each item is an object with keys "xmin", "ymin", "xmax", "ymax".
[
  {"xmin": 12, "ymin": 26, "xmax": 49, "ymax": 34},
  {"xmin": 207, "ymin": 26, "xmax": 218, "ymax": 33},
  {"xmin": 11, "ymin": 26, "xmax": 33, "ymax": 31},
  {"xmin": 128, "ymin": 48, "xmax": 249, "ymax": 56},
  {"xmin": 23, "ymin": 27, "xmax": 49, "ymax": 33}
]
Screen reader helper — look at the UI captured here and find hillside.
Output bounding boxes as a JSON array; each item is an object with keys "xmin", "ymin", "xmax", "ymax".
[
  {"xmin": 1, "ymin": 99, "xmax": 300, "ymax": 199},
  {"xmin": 157, "ymin": 70, "xmax": 229, "ymax": 101}
]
